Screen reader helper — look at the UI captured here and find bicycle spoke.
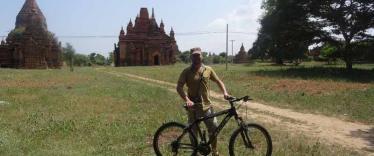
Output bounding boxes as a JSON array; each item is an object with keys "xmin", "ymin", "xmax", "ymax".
[
  {"xmin": 179, "ymin": 143, "xmax": 195, "ymax": 149},
  {"xmin": 241, "ymin": 129, "xmax": 255, "ymax": 149},
  {"xmin": 154, "ymin": 122, "xmax": 197, "ymax": 156},
  {"xmin": 230, "ymin": 124, "xmax": 272, "ymax": 156}
]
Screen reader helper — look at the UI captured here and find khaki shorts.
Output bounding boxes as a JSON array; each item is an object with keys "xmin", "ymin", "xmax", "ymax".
[{"xmin": 187, "ymin": 106, "xmax": 218, "ymax": 137}]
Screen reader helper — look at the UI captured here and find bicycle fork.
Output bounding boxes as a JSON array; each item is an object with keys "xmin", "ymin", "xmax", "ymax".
[
  {"xmin": 236, "ymin": 117, "xmax": 255, "ymax": 149},
  {"xmin": 240, "ymin": 126, "xmax": 255, "ymax": 149}
]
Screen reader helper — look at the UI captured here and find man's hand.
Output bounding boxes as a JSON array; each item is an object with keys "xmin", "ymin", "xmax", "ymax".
[
  {"xmin": 224, "ymin": 92, "xmax": 231, "ymax": 100},
  {"xmin": 186, "ymin": 99, "xmax": 194, "ymax": 107}
]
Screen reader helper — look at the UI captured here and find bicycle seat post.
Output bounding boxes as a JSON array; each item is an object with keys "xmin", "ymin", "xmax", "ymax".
[{"xmin": 202, "ymin": 130, "xmax": 207, "ymax": 142}]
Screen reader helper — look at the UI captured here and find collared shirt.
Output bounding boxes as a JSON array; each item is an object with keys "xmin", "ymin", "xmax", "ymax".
[{"xmin": 177, "ymin": 65, "xmax": 220, "ymax": 110}]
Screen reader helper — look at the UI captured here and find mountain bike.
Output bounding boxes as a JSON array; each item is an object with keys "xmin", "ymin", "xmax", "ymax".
[{"xmin": 153, "ymin": 96, "xmax": 272, "ymax": 156}]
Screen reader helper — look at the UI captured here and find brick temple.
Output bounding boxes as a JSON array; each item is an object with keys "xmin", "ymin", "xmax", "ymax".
[
  {"xmin": 234, "ymin": 44, "xmax": 250, "ymax": 64},
  {"xmin": 0, "ymin": 0, "xmax": 62, "ymax": 69},
  {"xmin": 114, "ymin": 8, "xmax": 178, "ymax": 66}
]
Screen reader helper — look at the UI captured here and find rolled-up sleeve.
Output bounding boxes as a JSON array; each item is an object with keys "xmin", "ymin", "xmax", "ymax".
[
  {"xmin": 209, "ymin": 68, "xmax": 220, "ymax": 82},
  {"xmin": 176, "ymin": 70, "xmax": 187, "ymax": 97}
]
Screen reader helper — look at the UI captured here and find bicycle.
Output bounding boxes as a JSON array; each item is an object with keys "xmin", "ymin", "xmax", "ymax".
[{"xmin": 153, "ymin": 96, "xmax": 272, "ymax": 156}]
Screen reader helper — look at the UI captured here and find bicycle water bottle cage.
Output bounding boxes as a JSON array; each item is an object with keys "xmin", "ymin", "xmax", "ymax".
[{"xmin": 202, "ymin": 130, "xmax": 207, "ymax": 142}]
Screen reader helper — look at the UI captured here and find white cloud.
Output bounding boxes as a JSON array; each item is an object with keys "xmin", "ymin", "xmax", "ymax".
[
  {"xmin": 194, "ymin": 0, "xmax": 263, "ymax": 54},
  {"xmin": 207, "ymin": 0, "xmax": 262, "ymax": 33}
]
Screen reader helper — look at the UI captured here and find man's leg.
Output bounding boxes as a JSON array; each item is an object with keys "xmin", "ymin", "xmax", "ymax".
[
  {"xmin": 204, "ymin": 108, "xmax": 219, "ymax": 155},
  {"xmin": 187, "ymin": 109, "xmax": 198, "ymax": 143}
]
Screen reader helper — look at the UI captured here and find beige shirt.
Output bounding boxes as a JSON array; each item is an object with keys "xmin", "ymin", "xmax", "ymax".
[{"xmin": 177, "ymin": 65, "xmax": 220, "ymax": 110}]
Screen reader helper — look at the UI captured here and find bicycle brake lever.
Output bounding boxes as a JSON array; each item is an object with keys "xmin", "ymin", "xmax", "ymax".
[
  {"xmin": 243, "ymin": 96, "xmax": 253, "ymax": 102},
  {"xmin": 225, "ymin": 96, "xmax": 236, "ymax": 101}
]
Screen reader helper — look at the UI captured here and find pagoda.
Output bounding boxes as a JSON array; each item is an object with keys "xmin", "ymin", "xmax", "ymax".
[
  {"xmin": 0, "ymin": 0, "xmax": 62, "ymax": 69},
  {"xmin": 114, "ymin": 8, "xmax": 178, "ymax": 66},
  {"xmin": 234, "ymin": 44, "xmax": 250, "ymax": 64}
]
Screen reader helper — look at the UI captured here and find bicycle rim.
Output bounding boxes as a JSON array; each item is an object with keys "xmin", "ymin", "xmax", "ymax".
[
  {"xmin": 229, "ymin": 124, "xmax": 272, "ymax": 156},
  {"xmin": 154, "ymin": 122, "xmax": 197, "ymax": 156}
]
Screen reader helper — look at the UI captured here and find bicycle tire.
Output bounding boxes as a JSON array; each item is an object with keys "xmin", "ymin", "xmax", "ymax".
[
  {"xmin": 153, "ymin": 122, "xmax": 198, "ymax": 156},
  {"xmin": 229, "ymin": 123, "xmax": 272, "ymax": 156}
]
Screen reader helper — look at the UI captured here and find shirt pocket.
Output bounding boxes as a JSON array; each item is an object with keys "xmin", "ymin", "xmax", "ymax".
[{"xmin": 202, "ymin": 71, "xmax": 211, "ymax": 82}]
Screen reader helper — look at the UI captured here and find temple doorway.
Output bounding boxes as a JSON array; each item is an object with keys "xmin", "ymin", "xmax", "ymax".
[{"xmin": 154, "ymin": 55, "xmax": 160, "ymax": 65}]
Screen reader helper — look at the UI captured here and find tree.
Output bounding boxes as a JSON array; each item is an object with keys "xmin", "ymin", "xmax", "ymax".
[
  {"xmin": 202, "ymin": 52, "xmax": 213, "ymax": 64},
  {"xmin": 62, "ymin": 43, "xmax": 75, "ymax": 72},
  {"xmin": 309, "ymin": 0, "xmax": 374, "ymax": 69},
  {"xmin": 212, "ymin": 54, "xmax": 225, "ymax": 64},
  {"xmin": 178, "ymin": 51, "xmax": 191, "ymax": 63},
  {"xmin": 107, "ymin": 52, "xmax": 114, "ymax": 65},
  {"xmin": 352, "ymin": 39, "xmax": 374, "ymax": 61},
  {"xmin": 94, "ymin": 54, "xmax": 106, "ymax": 65},
  {"xmin": 251, "ymin": 0, "xmax": 318, "ymax": 65},
  {"xmin": 89, "ymin": 53, "xmax": 97, "ymax": 65},
  {"xmin": 321, "ymin": 43, "xmax": 339, "ymax": 64},
  {"xmin": 219, "ymin": 52, "xmax": 227, "ymax": 58},
  {"xmin": 250, "ymin": 29, "xmax": 272, "ymax": 61},
  {"xmin": 87, "ymin": 53, "xmax": 107, "ymax": 66},
  {"xmin": 73, "ymin": 54, "xmax": 89, "ymax": 66}
]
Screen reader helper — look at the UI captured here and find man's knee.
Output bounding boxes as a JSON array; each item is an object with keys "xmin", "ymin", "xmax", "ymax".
[{"xmin": 206, "ymin": 118, "xmax": 218, "ymax": 133}]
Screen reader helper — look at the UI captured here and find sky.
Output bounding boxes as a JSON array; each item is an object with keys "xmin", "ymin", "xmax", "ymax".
[{"xmin": 0, "ymin": 0, "xmax": 263, "ymax": 57}]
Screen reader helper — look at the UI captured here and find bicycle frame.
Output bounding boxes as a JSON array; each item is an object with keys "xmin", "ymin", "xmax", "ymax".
[
  {"xmin": 184, "ymin": 101, "xmax": 245, "ymax": 146},
  {"xmin": 154, "ymin": 96, "xmax": 269, "ymax": 156}
]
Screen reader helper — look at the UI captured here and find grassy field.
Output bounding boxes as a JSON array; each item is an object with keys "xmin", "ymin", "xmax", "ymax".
[
  {"xmin": 108, "ymin": 62, "xmax": 374, "ymax": 124},
  {"xmin": 0, "ymin": 66, "xmax": 368, "ymax": 155}
]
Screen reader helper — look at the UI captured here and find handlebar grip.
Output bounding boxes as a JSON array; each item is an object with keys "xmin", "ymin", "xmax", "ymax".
[
  {"xmin": 183, "ymin": 103, "xmax": 195, "ymax": 109},
  {"xmin": 230, "ymin": 95, "xmax": 253, "ymax": 102},
  {"xmin": 225, "ymin": 96, "xmax": 236, "ymax": 101}
]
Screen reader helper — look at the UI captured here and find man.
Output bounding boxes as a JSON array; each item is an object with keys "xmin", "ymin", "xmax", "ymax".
[{"xmin": 176, "ymin": 47, "xmax": 229, "ymax": 156}]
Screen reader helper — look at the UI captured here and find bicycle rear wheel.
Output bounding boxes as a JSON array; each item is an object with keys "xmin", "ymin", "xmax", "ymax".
[
  {"xmin": 153, "ymin": 122, "xmax": 198, "ymax": 156},
  {"xmin": 229, "ymin": 123, "xmax": 272, "ymax": 156}
]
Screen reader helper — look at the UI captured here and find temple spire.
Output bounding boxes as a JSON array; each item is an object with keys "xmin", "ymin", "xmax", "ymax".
[
  {"xmin": 139, "ymin": 8, "xmax": 149, "ymax": 19},
  {"xmin": 1, "ymin": 39, "xmax": 5, "ymax": 45},
  {"xmin": 151, "ymin": 8, "xmax": 155, "ymax": 18},
  {"xmin": 159, "ymin": 19, "xmax": 165, "ymax": 32},
  {"xmin": 20, "ymin": 0, "xmax": 40, "ymax": 14},
  {"xmin": 170, "ymin": 27, "xmax": 175, "ymax": 39},
  {"xmin": 127, "ymin": 19, "xmax": 134, "ymax": 33},
  {"xmin": 121, "ymin": 26, "xmax": 124, "ymax": 33},
  {"xmin": 120, "ymin": 26, "xmax": 125, "ymax": 39},
  {"xmin": 128, "ymin": 18, "xmax": 133, "ymax": 26},
  {"xmin": 240, "ymin": 43, "xmax": 245, "ymax": 51},
  {"xmin": 160, "ymin": 19, "xmax": 164, "ymax": 26},
  {"xmin": 16, "ymin": 0, "xmax": 47, "ymax": 29}
]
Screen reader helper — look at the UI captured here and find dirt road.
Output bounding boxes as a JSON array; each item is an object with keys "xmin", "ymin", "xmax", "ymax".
[{"xmin": 101, "ymin": 70, "xmax": 374, "ymax": 155}]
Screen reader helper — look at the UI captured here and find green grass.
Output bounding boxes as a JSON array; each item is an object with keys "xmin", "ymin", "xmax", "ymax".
[
  {"xmin": 107, "ymin": 62, "xmax": 374, "ymax": 124},
  {"xmin": 0, "ymin": 67, "xmax": 365, "ymax": 155},
  {"xmin": 0, "ymin": 68, "xmax": 186, "ymax": 155}
]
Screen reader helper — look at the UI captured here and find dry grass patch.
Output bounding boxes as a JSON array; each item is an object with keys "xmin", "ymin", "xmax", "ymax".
[
  {"xmin": 0, "ymin": 76, "xmax": 91, "ymax": 89},
  {"xmin": 271, "ymin": 79, "xmax": 370, "ymax": 95}
]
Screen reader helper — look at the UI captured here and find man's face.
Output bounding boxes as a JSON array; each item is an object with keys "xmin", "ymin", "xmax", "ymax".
[{"xmin": 191, "ymin": 54, "xmax": 202, "ymax": 66}]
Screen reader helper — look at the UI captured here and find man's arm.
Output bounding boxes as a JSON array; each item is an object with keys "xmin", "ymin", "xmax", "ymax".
[
  {"xmin": 176, "ymin": 70, "xmax": 194, "ymax": 106},
  {"xmin": 216, "ymin": 80, "xmax": 229, "ymax": 96},
  {"xmin": 210, "ymin": 69, "xmax": 230, "ymax": 98},
  {"xmin": 176, "ymin": 82, "xmax": 188, "ymax": 101}
]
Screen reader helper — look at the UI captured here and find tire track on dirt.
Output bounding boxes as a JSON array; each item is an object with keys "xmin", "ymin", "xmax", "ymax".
[{"xmin": 100, "ymin": 69, "xmax": 374, "ymax": 155}]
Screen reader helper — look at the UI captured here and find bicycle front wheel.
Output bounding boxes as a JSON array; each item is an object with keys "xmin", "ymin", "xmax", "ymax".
[
  {"xmin": 229, "ymin": 123, "xmax": 272, "ymax": 156},
  {"xmin": 153, "ymin": 122, "xmax": 197, "ymax": 156}
]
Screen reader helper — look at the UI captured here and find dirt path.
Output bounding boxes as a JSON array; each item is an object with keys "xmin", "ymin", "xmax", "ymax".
[{"xmin": 101, "ymin": 70, "xmax": 374, "ymax": 155}]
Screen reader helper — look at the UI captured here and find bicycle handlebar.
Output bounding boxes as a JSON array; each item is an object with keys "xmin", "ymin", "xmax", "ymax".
[
  {"xmin": 183, "ymin": 95, "xmax": 252, "ymax": 109},
  {"xmin": 225, "ymin": 95, "xmax": 253, "ymax": 103}
]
